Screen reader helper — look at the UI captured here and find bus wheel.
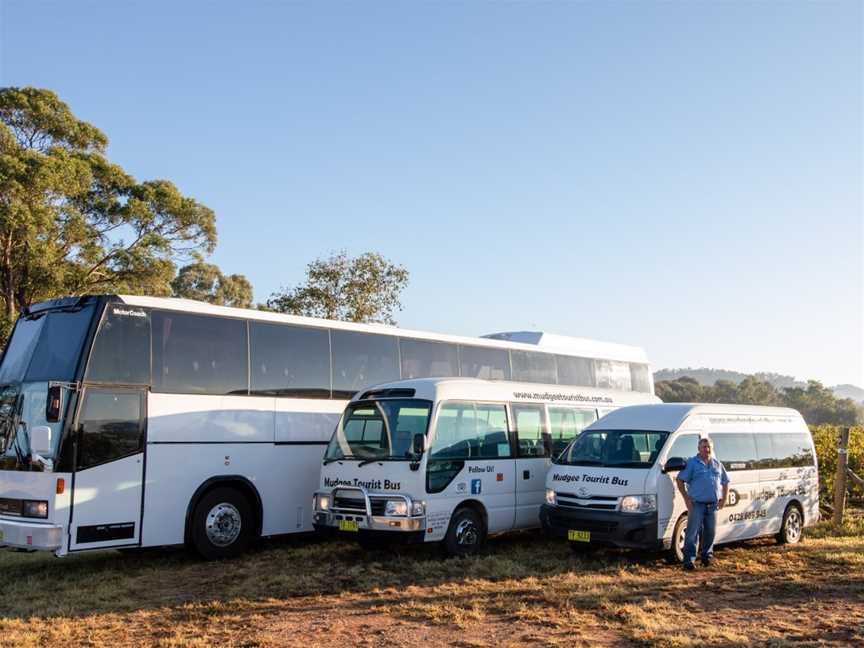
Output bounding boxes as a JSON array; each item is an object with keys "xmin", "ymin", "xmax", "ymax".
[
  {"xmin": 667, "ymin": 514, "xmax": 688, "ymax": 564},
  {"xmin": 777, "ymin": 504, "xmax": 803, "ymax": 545},
  {"xmin": 444, "ymin": 507, "xmax": 485, "ymax": 557},
  {"xmin": 191, "ymin": 487, "xmax": 254, "ymax": 560}
]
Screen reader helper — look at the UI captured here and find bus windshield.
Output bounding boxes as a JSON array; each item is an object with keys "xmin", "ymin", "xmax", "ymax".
[
  {"xmin": 0, "ymin": 304, "xmax": 96, "ymax": 385},
  {"xmin": 324, "ymin": 399, "xmax": 432, "ymax": 462},
  {"xmin": 557, "ymin": 429, "xmax": 669, "ymax": 468}
]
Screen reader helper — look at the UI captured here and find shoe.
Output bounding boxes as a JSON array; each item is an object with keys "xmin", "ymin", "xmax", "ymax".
[
  {"xmin": 701, "ymin": 556, "xmax": 713, "ymax": 567},
  {"xmin": 683, "ymin": 561, "xmax": 695, "ymax": 571}
]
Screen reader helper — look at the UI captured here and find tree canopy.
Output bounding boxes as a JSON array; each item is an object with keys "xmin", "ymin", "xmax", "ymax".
[
  {"xmin": 655, "ymin": 375, "xmax": 861, "ymax": 425},
  {"xmin": 0, "ymin": 87, "xmax": 218, "ymax": 332},
  {"xmin": 266, "ymin": 250, "xmax": 409, "ymax": 324},
  {"xmin": 171, "ymin": 259, "xmax": 253, "ymax": 309}
]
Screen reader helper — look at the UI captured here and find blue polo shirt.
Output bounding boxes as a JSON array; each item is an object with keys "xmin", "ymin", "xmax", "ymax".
[{"xmin": 677, "ymin": 456, "xmax": 729, "ymax": 503}]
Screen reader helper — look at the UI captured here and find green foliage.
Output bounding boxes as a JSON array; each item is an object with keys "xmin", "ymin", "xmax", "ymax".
[
  {"xmin": 0, "ymin": 87, "xmax": 216, "ymax": 323},
  {"xmin": 811, "ymin": 425, "xmax": 864, "ymax": 506},
  {"xmin": 655, "ymin": 376, "xmax": 862, "ymax": 426},
  {"xmin": 266, "ymin": 250, "xmax": 409, "ymax": 324},
  {"xmin": 171, "ymin": 259, "xmax": 253, "ymax": 308}
]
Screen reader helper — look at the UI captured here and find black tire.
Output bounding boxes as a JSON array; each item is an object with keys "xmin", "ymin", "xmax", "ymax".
[
  {"xmin": 776, "ymin": 503, "xmax": 804, "ymax": 545},
  {"xmin": 443, "ymin": 507, "xmax": 485, "ymax": 557},
  {"xmin": 667, "ymin": 514, "xmax": 688, "ymax": 564},
  {"xmin": 190, "ymin": 487, "xmax": 255, "ymax": 560}
]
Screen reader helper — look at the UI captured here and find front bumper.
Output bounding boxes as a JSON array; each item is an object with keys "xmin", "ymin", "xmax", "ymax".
[
  {"xmin": 540, "ymin": 504, "xmax": 661, "ymax": 550},
  {"xmin": 313, "ymin": 487, "xmax": 427, "ymax": 544},
  {"xmin": 0, "ymin": 517, "xmax": 63, "ymax": 552}
]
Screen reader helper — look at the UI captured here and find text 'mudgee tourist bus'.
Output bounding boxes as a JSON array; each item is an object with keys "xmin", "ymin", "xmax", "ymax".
[
  {"xmin": 312, "ymin": 374, "xmax": 659, "ymax": 555},
  {"xmin": 0, "ymin": 294, "xmax": 654, "ymax": 558}
]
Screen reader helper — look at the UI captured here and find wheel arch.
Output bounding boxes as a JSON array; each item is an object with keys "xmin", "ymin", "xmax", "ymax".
[
  {"xmin": 184, "ymin": 475, "xmax": 264, "ymax": 544},
  {"xmin": 455, "ymin": 498, "xmax": 489, "ymax": 533}
]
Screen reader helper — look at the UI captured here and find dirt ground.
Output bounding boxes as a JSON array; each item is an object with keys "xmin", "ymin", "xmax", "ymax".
[{"xmin": 0, "ymin": 515, "xmax": 861, "ymax": 647}]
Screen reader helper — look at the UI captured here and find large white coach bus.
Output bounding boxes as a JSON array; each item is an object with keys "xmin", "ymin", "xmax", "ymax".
[
  {"xmin": 312, "ymin": 374, "xmax": 659, "ymax": 556},
  {"xmin": 541, "ymin": 404, "xmax": 819, "ymax": 561},
  {"xmin": 0, "ymin": 295, "xmax": 655, "ymax": 558}
]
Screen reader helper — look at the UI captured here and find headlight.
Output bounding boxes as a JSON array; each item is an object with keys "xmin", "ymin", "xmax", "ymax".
[
  {"xmin": 411, "ymin": 500, "xmax": 425, "ymax": 516},
  {"xmin": 545, "ymin": 488, "xmax": 557, "ymax": 506},
  {"xmin": 316, "ymin": 494, "xmax": 330, "ymax": 511},
  {"xmin": 385, "ymin": 500, "xmax": 408, "ymax": 517},
  {"xmin": 22, "ymin": 500, "xmax": 48, "ymax": 519},
  {"xmin": 619, "ymin": 494, "xmax": 657, "ymax": 513}
]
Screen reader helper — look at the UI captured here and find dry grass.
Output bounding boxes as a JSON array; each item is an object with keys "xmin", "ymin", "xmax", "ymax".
[{"xmin": 0, "ymin": 513, "xmax": 862, "ymax": 647}]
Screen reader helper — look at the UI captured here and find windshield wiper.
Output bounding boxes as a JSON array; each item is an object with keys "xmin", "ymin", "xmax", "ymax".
[
  {"xmin": 357, "ymin": 455, "xmax": 409, "ymax": 467},
  {"xmin": 323, "ymin": 455, "xmax": 357, "ymax": 465},
  {"xmin": 567, "ymin": 459, "xmax": 604, "ymax": 466},
  {"xmin": 607, "ymin": 461, "xmax": 649, "ymax": 468}
]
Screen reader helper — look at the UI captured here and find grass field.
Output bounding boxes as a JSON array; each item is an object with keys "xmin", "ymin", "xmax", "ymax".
[{"xmin": 0, "ymin": 513, "xmax": 861, "ymax": 647}]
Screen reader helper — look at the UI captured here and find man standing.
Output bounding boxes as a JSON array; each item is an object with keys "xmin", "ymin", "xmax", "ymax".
[{"xmin": 676, "ymin": 437, "xmax": 729, "ymax": 570}]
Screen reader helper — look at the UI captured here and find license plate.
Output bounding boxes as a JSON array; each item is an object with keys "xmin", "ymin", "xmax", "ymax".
[
  {"xmin": 568, "ymin": 529, "xmax": 590, "ymax": 542},
  {"xmin": 338, "ymin": 520, "xmax": 359, "ymax": 532}
]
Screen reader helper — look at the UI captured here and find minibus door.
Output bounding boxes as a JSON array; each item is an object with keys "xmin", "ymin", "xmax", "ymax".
[
  {"xmin": 512, "ymin": 404, "xmax": 551, "ymax": 529},
  {"xmin": 68, "ymin": 387, "xmax": 146, "ymax": 550}
]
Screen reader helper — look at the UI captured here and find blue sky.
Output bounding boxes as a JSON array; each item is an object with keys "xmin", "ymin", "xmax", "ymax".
[{"xmin": 2, "ymin": 1, "xmax": 862, "ymax": 386}]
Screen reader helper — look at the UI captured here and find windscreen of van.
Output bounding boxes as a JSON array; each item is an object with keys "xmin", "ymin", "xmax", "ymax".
[
  {"xmin": 557, "ymin": 429, "xmax": 669, "ymax": 468},
  {"xmin": 325, "ymin": 399, "xmax": 432, "ymax": 462}
]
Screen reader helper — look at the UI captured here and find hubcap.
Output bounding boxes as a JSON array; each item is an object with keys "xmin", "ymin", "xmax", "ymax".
[
  {"xmin": 786, "ymin": 509, "xmax": 802, "ymax": 542},
  {"xmin": 676, "ymin": 521, "xmax": 686, "ymax": 559},
  {"xmin": 205, "ymin": 503, "xmax": 242, "ymax": 547},
  {"xmin": 455, "ymin": 518, "xmax": 479, "ymax": 547}
]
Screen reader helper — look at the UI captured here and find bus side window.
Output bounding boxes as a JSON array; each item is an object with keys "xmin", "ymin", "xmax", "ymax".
[
  {"xmin": 548, "ymin": 407, "xmax": 597, "ymax": 457},
  {"xmin": 713, "ymin": 433, "xmax": 758, "ymax": 471},
  {"xmin": 512, "ymin": 404, "xmax": 549, "ymax": 458},
  {"xmin": 429, "ymin": 402, "xmax": 509, "ymax": 459}
]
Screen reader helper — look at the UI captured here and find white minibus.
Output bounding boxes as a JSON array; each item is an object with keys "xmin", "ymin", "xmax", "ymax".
[
  {"xmin": 312, "ymin": 377, "xmax": 658, "ymax": 555},
  {"xmin": 541, "ymin": 403, "xmax": 819, "ymax": 561},
  {"xmin": 0, "ymin": 296, "xmax": 655, "ymax": 559}
]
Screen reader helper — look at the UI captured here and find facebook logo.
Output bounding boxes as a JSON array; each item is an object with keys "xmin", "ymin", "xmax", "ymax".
[{"xmin": 471, "ymin": 479, "xmax": 482, "ymax": 495}]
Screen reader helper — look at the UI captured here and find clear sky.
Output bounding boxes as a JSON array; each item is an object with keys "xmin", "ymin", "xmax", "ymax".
[{"xmin": 1, "ymin": 1, "xmax": 862, "ymax": 387}]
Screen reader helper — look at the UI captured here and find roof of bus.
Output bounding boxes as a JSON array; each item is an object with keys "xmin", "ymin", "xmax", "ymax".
[
  {"xmin": 352, "ymin": 377, "xmax": 660, "ymax": 407},
  {"xmin": 116, "ymin": 295, "xmax": 649, "ymax": 363},
  {"xmin": 586, "ymin": 403, "xmax": 804, "ymax": 432}
]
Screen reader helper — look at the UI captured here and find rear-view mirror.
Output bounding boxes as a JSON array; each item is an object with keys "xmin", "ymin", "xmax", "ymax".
[
  {"xmin": 663, "ymin": 456, "xmax": 687, "ymax": 473},
  {"xmin": 412, "ymin": 433, "xmax": 426, "ymax": 456},
  {"xmin": 46, "ymin": 385, "xmax": 64, "ymax": 422}
]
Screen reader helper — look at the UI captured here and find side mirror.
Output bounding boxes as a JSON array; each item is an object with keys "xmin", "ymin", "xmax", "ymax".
[
  {"xmin": 412, "ymin": 433, "xmax": 426, "ymax": 456},
  {"xmin": 46, "ymin": 385, "xmax": 64, "ymax": 422},
  {"xmin": 30, "ymin": 425, "xmax": 53, "ymax": 456},
  {"xmin": 663, "ymin": 456, "xmax": 687, "ymax": 474}
]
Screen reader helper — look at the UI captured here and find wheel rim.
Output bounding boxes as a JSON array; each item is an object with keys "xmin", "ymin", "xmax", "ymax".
[
  {"xmin": 676, "ymin": 520, "xmax": 686, "ymax": 560},
  {"xmin": 455, "ymin": 518, "xmax": 479, "ymax": 547},
  {"xmin": 786, "ymin": 509, "xmax": 802, "ymax": 543},
  {"xmin": 206, "ymin": 503, "xmax": 242, "ymax": 547}
]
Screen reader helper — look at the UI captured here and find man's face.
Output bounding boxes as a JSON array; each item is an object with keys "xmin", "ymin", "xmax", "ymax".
[{"xmin": 698, "ymin": 439, "xmax": 712, "ymax": 460}]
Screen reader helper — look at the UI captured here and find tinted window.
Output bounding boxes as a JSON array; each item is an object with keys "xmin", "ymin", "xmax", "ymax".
[
  {"xmin": 665, "ymin": 434, "xmax": 700, "ymax": 461},
  {"xmin": 560, "ymin": 429, "xmax": 667, "ymax": 467},
  {"xmin": 325, "ymin": 399, "xmax": 432, "ymax": 461},
  {"xmin": 595, "ymin": 360, "xmax": 632, "ymax": 391},
  {"xmin": 430, "ymin": 402, "xmax": 510, "ymax": 459},
  {"xmin": 400, "ymin": 339, "xmax": 458, "ymax": 379},
  {"xmin": 0, "ymin": 316, "xmax": 44, "ymax": 383},
  {"xmin": 548, "ymin": 407, "xmax": 597, "ymax": 457},
  {"xmin": 511, "ymin": 351, "xmax": 557, "ymax": 384},
  {"xmin": 331, "ymin": 331, "xmax": 400, "ymax": 398},
  {"xmin": 512, "ymin": 403, "xmax": 549, "ymax": 458},
  {"xmin": 77, "ymin": 390, "xmax": 143, "ymax": 469},
  {"xmin": 712, "ymin": 433, "xmax": 758, "ymax": 471},
  {"xmin": 771, "ymin": 433, "xmax": 815, "ymax": 468},
  {"xmin": 556, "ymin": 355, "xmax": 596, "ymax": 388},
  {"xmin": 152, "ymin": 312, "xmax": 248, "ymax": 395},
  {"xmin": 459, "ymin": 345, "xmax": 511, "ymax": 380},
  {"xmin": 250, "ymin": 323, "xmax": 330, "ymax": 398},
  {"xmin": 86, "ymin": 306, "xmax": 151, "ymax": 385},
  {"xmin": 630, "ymin": 363, "xmax": 652, "ymax": 393}
]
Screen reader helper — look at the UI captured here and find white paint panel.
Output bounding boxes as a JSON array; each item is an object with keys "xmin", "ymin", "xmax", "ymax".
[
  {"xmin": 142, "ymin": 442, "xmax": 327, "ymax": 547},
  {"xmin": 148, "ymin": 393, "xmax": 275, "ymax": 443},
  {"xmin": 275, "ymin": 398, "xmax": 345, "ymax": 443}
]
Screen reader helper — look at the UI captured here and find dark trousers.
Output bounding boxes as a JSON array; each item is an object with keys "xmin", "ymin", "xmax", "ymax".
[{"xmin": 684, "ymin": 501, "xmax": 717, "ymax": 564}]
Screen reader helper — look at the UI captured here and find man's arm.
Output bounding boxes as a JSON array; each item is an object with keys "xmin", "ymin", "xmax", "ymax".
[
  {"xmin": 676, "ymin": 477, "xmax": 693, "ymax": 512},
  {"xmin": 718, "ymin": 463, "xmax": 730, "ymax": 510}
]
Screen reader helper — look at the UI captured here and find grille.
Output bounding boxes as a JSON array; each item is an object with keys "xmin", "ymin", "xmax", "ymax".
[
  {"xmin": 556, "ymin": 493, "xmax": 618, "ymax": 510},
  {"xmin": 369, "ymin": 499, "xmax": 387, "ymax": 516},
  {"xmin": 550, "ymin": 514, "xmax": 618, "ymax": 535},
  {"xmin": 333, "ymin": 496, "xmax": 366, "ymax": 512}
]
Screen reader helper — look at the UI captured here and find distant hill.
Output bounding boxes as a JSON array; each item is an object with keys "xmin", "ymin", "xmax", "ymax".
[{"xmin": 653, "ymin": 368, "xmax": 863, "ymax": 403}]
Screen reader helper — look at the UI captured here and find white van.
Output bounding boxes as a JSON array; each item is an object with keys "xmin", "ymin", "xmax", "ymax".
[
  {"xmin": 312, "ymin": 377, "xmax": 658, "ymax": 555},
  {"xmin": 541, "ymin": 404, "xmax": 819, "ymax": 561}
]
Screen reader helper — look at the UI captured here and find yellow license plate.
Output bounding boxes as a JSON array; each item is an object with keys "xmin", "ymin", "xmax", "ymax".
[
  {"xmin": 338, "ymin": 520, "xmax": 359, "ymax": 532},
  {"xmin": 568, "ymin": 529, "xmax": 590, "ymax": 542}
]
